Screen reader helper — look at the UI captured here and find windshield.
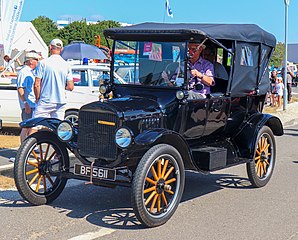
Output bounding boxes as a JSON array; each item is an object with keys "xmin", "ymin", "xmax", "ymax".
[{"xmin": 113, "ymin": 40, "xmax": 186, "ymax": 87}]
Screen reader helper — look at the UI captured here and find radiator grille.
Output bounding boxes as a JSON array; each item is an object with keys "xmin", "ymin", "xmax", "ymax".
[{"xmin": 77, "ymin": 111, "xmax": 119, "ymax": 160}]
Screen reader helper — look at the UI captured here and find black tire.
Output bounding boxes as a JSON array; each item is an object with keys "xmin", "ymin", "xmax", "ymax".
[
  {"xmin": 14, "ymin": 131, "xmax": 69, "ymax": 205},
  {"xmin": 246, "ymin": 126, "xmax": 276, "ymax": 188},
  {"xmin": 131, "ymin": 144, "xmax": 185, "ymax": 227},
  {"xmin": 65, "ymin": 110, "xmax": 79, "ymax": 126}
]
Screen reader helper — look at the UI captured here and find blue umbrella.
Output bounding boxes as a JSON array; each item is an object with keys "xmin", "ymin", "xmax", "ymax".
[{"xmin": 61, "ymin": 42, "xmax": 108, "ymax": 60}]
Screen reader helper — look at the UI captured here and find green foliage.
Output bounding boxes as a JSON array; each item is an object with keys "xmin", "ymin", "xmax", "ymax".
[
  {"xmin": 31, "ymin": 16, "xmax": 58, "ymax": 45},
  {"xmin": 270, "ymin": 42, "xmax": 284, "ymax": 68},
  {"xmin": 31, "ymin": 16, "xmax": 121, "ymax": 49}
]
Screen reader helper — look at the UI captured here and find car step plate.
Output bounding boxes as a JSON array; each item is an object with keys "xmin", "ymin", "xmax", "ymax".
[{"xmin": 74, "ymin": 164, "xmax": 116, "ymax": 181}]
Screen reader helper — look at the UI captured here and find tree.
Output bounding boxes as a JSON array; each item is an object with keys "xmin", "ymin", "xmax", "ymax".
[
  {"xmin": 270, "ymin": 42, "xmax": 284, "ymax": 69},
  {"xmin": 58, "ymin": 21, "xmax": 91, "ymax": 45},
  {"xmin": 31, "ymin": 16, "xmax": 58, "ymax": 45}
]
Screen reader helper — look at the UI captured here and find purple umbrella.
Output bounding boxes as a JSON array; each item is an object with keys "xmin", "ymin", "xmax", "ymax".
[{"xmin": 61, "ymin": 42, "xmax": 108, "ymax": 60}]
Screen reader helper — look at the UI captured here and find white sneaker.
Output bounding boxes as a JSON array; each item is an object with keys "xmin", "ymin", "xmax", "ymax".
[{"xmin": 9, "ymin": 157, "xmax": 15, "ymax": 163}]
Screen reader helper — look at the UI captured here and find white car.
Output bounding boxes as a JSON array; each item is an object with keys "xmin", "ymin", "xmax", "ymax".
[{"xmin": 0, "ymin": 64, "xmax": 125, "ymax": 127}]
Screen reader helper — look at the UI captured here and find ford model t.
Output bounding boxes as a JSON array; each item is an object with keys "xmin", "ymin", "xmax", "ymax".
[{"xmin": 14, "ymin": 23, "xmax": 283, "ymax": 227}]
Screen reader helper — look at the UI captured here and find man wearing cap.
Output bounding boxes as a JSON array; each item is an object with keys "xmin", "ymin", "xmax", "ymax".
[
  {"xmin": 16, "ymin": 51, "xmax": 40, "ymax": 142},
  {"xmin": 33, "ymin": 38, "xmax": 74, "ymax": 121},
  {"xmin": 187, "ymin": 42, "xmax": 215, "ymax": 99}
]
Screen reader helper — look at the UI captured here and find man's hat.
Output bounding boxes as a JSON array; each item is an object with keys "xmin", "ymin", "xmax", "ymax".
[
  {"xmin": 50, "ymin": 38, "xmax": 63, "ymax": 48},
  {"xmin": 25, "ymin": 52, "xmax": 40, "ymax": 61}
]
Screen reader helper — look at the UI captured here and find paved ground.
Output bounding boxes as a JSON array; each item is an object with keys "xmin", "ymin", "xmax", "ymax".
[{"xmin": 1, "ymin": 101, "xmax": 298, "ymax": 177}]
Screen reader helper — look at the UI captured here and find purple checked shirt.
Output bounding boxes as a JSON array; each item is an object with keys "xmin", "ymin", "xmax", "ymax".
[{"xmin": 189, "ymin": 57, "xmax": 214, "ymax": 95}]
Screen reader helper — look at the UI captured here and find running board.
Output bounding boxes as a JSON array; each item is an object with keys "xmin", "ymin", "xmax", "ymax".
[{"xmin": 192, "ymin": 147, "xmax": 227, "ymax": 171}]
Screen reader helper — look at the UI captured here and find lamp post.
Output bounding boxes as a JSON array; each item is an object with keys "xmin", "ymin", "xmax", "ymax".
[{"xmin": 283, "ymin": 0, "xmax": 290, "ymax": 110}]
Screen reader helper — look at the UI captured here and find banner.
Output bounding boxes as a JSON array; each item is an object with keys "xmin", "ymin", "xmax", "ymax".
[{"xmin": 0, "ymin": 0, "xmax": 24, "ymax": 56}]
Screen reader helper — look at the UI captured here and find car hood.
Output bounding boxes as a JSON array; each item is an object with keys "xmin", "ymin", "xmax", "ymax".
[{"xmin": 107, "ymin": 96, "xmax": 162, "ymax": 120}]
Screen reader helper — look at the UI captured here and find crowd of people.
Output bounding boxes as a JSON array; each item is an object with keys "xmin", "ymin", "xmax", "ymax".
[{"xmin": 267, "ymin": 64, "xmax": 297, "ymax": 108}]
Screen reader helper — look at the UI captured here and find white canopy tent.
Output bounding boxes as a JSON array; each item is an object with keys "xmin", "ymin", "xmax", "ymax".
[{"xmin": 12, "ymin": 22, "xmax": 48, "ymax": 59}]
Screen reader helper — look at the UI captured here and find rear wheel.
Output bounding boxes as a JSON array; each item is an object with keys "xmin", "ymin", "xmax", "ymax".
[
  {"xmin": 14, "ymin": 131, "xmax": 69, "ymax": 205},
  {"xmin": 247, "ymin": 126, "xmax": 276, "ymax": 188},
  {"xmin": 132, "ymin": 144, "xmax": 185, "ymax": 227}
]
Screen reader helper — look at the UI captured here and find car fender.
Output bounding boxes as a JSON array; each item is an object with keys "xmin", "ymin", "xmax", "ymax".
[
  {"xmin": 134, "ymin": 129, "xmax": 195, "ymax": 170},
  {"xmin": 233, "ymin": 113, "xmax": 283, "ymax": 159},
  {"xmin": 20, "ymin": 117, "xmax": 61, "ymax": 132}
]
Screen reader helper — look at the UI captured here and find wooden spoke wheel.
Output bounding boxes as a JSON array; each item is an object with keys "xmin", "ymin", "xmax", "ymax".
[
  {"xmin": 14, "ymin": 131, "xmax": 69, "ymax": 205},
  {"xmin": 132, "ymin": 144, "xmax": 185, "ymax": 227},
  {"xmin": 247, "ymin": 126, "xmax": 276, "ymax": 188}
]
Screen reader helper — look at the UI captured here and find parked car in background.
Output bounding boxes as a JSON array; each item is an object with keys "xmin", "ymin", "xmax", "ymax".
[{"xmin": 0, "ymin": 64, "xmax": 125, "ymax": 127}]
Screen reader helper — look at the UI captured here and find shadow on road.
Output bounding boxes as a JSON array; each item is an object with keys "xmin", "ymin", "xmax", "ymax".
[{"xmin": 0, "ymin": 171, "xmax": 253, "ymax": 230}]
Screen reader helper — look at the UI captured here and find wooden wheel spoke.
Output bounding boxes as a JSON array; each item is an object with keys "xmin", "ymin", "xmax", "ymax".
[
  {"xmin": 35, "ymin": 176, "xmax": 42, "ymax": 192},
  {"xmin": 46, "ymin": 174, "xmax": 54, "ymax": 186},
  {"xmin": 165, "ymin": 178, "xmax": 176, "ymax": 185},
  {"xmin": 39, "ymin": 145, "xmax": 43, "ymax": 161},
  {"xmin": 263, "ymin": 143, "xmax": 270, "ymax": 152},
  {"xmin": 256, "ymin": 162, "xmax": 261, "ymax": 177},
  {"xmin": 146, "ymin": 177, "xmax": 156, "ymax": 185},
  {"xmin": 157, "ymin": 195, "xmax": 161, "ymax": 212},
  {"xmin": 161, "ymin": 192, "xmax": 168, "ymax": 206},
  {"xmin": 145, "ymin": 191, "xmax": 157, "ymax": 206},
  {"xmin": 163, "ymin": 166, "xmax": 175, "ymax": 181},
  {"xmin": 161, "ymin": 159, "xmax": 169, "ymax": 178},
  {"xmin": 150, "ymin": 194, "xmax": 159, "ymax": 212},
  {"xmin": 43, "ymin": 175, "xmax": 47, "ymax": 193},
  {"xmin": 26, "ymin": 168, "xmax": 39, "ymax": 176},
  {"xmin": 165, "ymin": 189, "xmax": 174, "ymax": 195},
  {"xmin": 263, "ymin": 162, "xmax": 267, "ymax": 174},
  {"xmin": 29, "ymin": 173, "xmax": 39, "ymax": 186},
  {"xmin": 151, "ymin": 166, "xmax": 158, "ymax": 181},
  {"xmin": 264, "ymin": 159, "xmax": 270, "ymax": 166},
  {"xmin": 256, "ymin": 149, "xmax": 261, "ymax": 155},
  {"xmin": 27, "ymin": 160, "xmax": 39, "ymax": 168},
  {"xmin": 255, "ymin": 156, "xmax": 261, "ymax": 161},
  {"xmin": 44, "ymin": 144, "xmax": 51, "ymax": 161},
  {"xmin": 144, "ymin": 186, "xmax": 156, "ymax": 194},
  {"xmin": 31, "ymin": 150, "xmax": 40, "ymax": 162},
  {"xmin": 47, "ymin": 151, "xmax": 56, "ymax": 161},
  {"xmin": 157, "ymin": 160, "xmax": 162, "ymax": 178}
]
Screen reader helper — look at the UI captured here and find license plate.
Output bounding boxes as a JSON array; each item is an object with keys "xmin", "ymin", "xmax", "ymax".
[{"xmin": 74, "ymin": 164, "xmax": 116, "ymax": 181}]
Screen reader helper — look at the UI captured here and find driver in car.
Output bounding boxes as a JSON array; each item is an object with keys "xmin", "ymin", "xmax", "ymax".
[{"xmin": 188, "ymin": 42, "xmax": 215, "ymax": 99}]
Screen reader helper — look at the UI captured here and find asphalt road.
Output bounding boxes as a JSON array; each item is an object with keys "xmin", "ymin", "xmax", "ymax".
[{"xmin": 0, "ymin": 125, "xmax": 298, "ymax": 240}]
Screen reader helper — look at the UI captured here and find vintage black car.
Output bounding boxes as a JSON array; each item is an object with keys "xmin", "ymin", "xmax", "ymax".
[{"xmin": 14, "ymin": 23, "xmax": 283, "ymax": 228}]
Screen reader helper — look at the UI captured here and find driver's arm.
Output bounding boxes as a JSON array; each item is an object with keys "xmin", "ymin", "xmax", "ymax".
[{"xmin": 190, "ymin": 69, "xmax": 214, "ymax": 86}]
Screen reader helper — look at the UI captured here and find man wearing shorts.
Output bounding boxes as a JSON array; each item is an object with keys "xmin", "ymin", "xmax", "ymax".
[
  {"xmin": 33, "ymin": 38, "xmax": 74, "ymax": 120},
  {"xmin": 17, "ymin": 51, "xmax": 40, "ymax": 142}
]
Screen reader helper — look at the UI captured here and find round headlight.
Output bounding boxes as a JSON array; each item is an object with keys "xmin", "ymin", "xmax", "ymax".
[
  {"xmin": 176, "ymin": 90, "xmax": 185, "ymax": 100},
  {"xmin": 115, "ymin": 128, "xmax": 132, "ymax": 148},
  {"xmin": 57, "ymin": 121, "xmax": 73, "ymax": 142},
  {"xmin": 99, "ymin": 84, "xmax": 107, "ymax": 94}
]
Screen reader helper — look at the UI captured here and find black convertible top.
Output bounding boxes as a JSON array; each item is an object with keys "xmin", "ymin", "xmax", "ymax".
[{"xmin": 104, "ymin": 22, "xmax": 276, "ymax": 47}]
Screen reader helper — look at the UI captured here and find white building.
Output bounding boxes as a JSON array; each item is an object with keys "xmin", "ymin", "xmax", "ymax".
[{"xmin": 0, "ymin": 22, "xmax": 48, "ymax": 66}]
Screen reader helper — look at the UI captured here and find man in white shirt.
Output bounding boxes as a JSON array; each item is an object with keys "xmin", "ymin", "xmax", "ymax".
[{"xmin": 33, "ymin": 38, "xmax": 74, "ymax": 120}]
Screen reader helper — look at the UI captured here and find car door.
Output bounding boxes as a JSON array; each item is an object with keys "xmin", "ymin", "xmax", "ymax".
[{"xmin": 65, "ymin": 69, "xmax": 100, "ymax": 110}]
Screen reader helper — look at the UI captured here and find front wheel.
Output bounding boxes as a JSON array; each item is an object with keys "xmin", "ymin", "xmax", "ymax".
[
  {"xmin": 14, "ymin": 131, "xmax": 69, "ymax": 205},
  {"xmin": 132, "ymin": 144, "xmax": 185, "ymax": 227},
  {"xmin": 246, "ymin": 126, "xmax": 276, "ymax": 188}
]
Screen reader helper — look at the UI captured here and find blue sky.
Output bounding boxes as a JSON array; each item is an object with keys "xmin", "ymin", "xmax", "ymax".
[{"xmin": 20, "ymin": 0, "xmax": 298, "ymax": 43}]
